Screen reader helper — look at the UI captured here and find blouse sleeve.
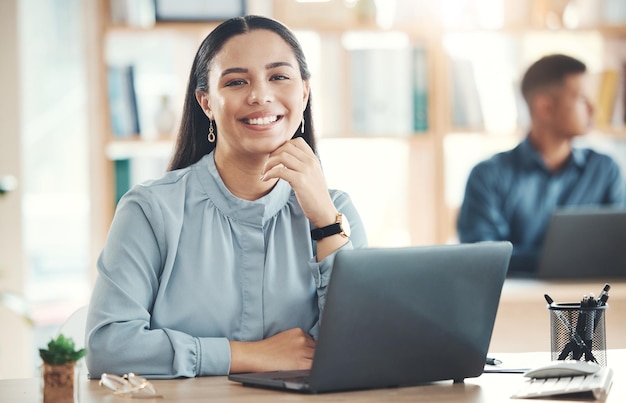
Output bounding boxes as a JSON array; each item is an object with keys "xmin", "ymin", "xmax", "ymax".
[{"xmin": 85, "ymin": 187, "xmax": 231, "ymax": 379}]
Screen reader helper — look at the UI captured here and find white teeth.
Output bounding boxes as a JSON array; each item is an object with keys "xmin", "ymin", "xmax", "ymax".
[{"xmin": 246, "ymin": 116, "xmax": 278, "ymax": 125}]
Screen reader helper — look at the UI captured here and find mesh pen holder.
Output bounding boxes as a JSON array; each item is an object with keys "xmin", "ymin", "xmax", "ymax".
[{"xmin": 548, "ymin": 302, "xmax": 608, "ymax": 367}]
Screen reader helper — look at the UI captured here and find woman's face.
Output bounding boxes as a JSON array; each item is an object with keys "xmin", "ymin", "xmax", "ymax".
[{"xmin": 201, "ymin": 29, "xmax": 310, "ymax": 159}]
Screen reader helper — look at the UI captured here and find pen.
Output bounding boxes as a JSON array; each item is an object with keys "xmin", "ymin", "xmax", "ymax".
[
  {"xmin": 486, "ymin": 357, "xmax": 502, "ymax": 366},
  {"xmin": 588, "ymin": 293, "xmax": 596, "ymax": 306},
  {"xmin": 576, "ymin": 295, "xmax": 597, "ymax": 360},
  {"xmin": 544, "ymin": 294, "xmax": 554, "ymax": 306},
  {"xmin": 573, "ymin": 295, "xmax": 587, "ymax": 360},
  {"xmin": 597, "ymin": 283, "xmax": 610, "ymax": 306},
  {"xmin": 594, "ymin": 283, "xmax": 610, "ymax": 333}
]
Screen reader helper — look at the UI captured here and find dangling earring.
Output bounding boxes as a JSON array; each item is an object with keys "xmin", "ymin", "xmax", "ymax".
[
  {"xmin": 207, "ymin": 119, "xmax": 216, "ymax": 143},
  {"xmin": 301, "ymin": 116, "xmax": 305, "ymax": 135}
]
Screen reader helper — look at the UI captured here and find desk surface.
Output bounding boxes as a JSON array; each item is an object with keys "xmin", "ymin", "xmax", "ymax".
[{"xmin": 3, "ymin": 350, "xmax": 624, "ymax": 402}]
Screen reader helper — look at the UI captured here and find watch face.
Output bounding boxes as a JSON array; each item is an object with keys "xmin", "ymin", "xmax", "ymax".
[{"xmin": 341, "ymin": 214, "xmax": 351, "ymax": 238}]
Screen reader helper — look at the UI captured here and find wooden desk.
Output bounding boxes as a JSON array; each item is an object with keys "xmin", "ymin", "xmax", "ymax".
[
  {"xmin": 490, "ymin": 279, "xmax": 626, "ymax": 352},
  {"xmin": 2, "ymin": 350, "xmax": 625, "ymax": 402}
]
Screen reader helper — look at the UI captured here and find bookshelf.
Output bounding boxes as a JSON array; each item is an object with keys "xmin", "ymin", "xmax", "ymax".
[{"xmin": 88, "ymin": 0, "xmax": 626, "ymax": 259}]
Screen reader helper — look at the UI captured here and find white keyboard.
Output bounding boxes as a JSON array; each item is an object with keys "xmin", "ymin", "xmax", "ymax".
[{"xmin": 512, "ymin": 367, "xmax": 613, "ymax": 400}]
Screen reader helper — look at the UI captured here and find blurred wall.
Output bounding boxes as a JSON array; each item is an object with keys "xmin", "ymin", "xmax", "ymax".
[{"xmin": 0, "ymin": 0, "xmax": 33, "ymax": 379}]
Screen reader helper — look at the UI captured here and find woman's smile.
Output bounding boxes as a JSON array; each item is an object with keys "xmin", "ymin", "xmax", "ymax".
[{"xmin": 241, "ymin": 114, "xmax": 282, "ymax": 126}]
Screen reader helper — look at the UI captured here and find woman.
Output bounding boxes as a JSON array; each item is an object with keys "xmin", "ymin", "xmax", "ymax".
[{"xmin": 85, "ymin": 15, "xmax": 367, "ymax": 379}]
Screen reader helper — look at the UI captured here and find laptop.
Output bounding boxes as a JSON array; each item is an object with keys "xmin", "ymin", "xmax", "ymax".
[
  {"xmin": 537, "ymin": 207, "xmax": 626, "ymax": 279},
  {"xmin": 228, "ymin": 242, "xmax": 512, "ymax": 393}
]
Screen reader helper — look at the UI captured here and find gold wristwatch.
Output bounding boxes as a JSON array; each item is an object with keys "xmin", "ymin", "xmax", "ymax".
[{"xmin": 311, "ymin": 213, "xmax": 351, "ymax": 240}]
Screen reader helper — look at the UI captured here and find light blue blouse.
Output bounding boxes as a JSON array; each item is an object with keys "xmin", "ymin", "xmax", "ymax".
[{"xmin": 86, "ymin": 152, "xmax": 368, "ymax": 378}]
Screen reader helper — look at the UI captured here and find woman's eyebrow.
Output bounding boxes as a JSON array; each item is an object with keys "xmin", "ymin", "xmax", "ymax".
[
  {"xmin": 221, "ymin": 67, "xmax": 247, "ymax": 77},
  {"xmin": 266, "ymin": 61, "xmax": 294, "ymax": 70},
  {"xmin": 220, "ymin": 62, "xmax": 294, "ymax": 77}
]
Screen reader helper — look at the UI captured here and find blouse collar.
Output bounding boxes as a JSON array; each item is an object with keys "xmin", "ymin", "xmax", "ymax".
[{"xmin": 192, "ymin": 152, "xmax": 294, "ymax": 226}]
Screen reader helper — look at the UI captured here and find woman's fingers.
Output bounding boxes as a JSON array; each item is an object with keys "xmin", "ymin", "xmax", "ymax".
[
  {"xmin": 229, "ymin": 328, "xmax": 316, "ymax": 373},
  {"xmin": 261, "ymin": 139, "xmax": 310, "ymax": 179},
  {"xmin": 260, "ymin": 139, "xmax": 336, "ymax": 226}
]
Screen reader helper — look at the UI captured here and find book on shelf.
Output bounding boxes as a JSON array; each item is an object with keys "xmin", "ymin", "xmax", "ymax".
[
  {"xmin": 154, "ymin": 0, "xmax": 246, "ymax": 21},
  {"xmin": 106, "ymin": 31, "xmax": 189, "ymax": 140},
  {"xmin": 350, "ymin": 47, "xmax": 415, "ymax": 136},
  {"xmin": 595, "ymin": 69, "xmax": 619, "ymax": 128},
  {"xmin": 611, "ymin": 63, "xmax": 626, "ymax": 128},
  {"xmin": 109, "ymin": 0, "xmax": 155, "ymax": 27},
  {"xmin": 412, "ymin": 47, "xmax": 428, "ymax": 132},
  {"xmin": 113, "ymin": 156, "xmax": 169, "ymax": 205},
  {"xmin": 114, "ymin": 159, "xmax": 131, "ymax": 205},
  {"xmin": 107, "ymin": 64, "xmax": 141, "ymax": 138},
  {"xmin": 450, "ymin": 58, "xmax": 483, "ymax": 129}
]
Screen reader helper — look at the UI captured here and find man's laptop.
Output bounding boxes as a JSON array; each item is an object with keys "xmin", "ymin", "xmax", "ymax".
[
  {"xmin": 228, "ymin": 242, "xmax": 512, "ymax": 393},
  {"xmin": 537, "ymin": 207, "xmax": 626, "ymax": 279}
]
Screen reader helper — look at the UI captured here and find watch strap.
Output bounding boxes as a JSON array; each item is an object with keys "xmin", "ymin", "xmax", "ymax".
[{"xmin": 311, "ymin": 222, "xmax": 342, "ymax": 241}]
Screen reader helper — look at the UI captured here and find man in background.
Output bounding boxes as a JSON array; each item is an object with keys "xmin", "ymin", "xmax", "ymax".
[{"xmin": 457, "ymin": 54, "xmax": 626, "ymax": 276}]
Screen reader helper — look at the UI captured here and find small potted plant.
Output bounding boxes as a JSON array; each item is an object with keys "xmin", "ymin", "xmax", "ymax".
[{"xmin": 39, "ymin": 334, "xmax": 86, "ymax": 403}]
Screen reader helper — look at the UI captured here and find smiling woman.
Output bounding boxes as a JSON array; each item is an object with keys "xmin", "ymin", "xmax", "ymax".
[{"xmin": 85, "ymin": 15, "xmax": 368, "ymax": 379}]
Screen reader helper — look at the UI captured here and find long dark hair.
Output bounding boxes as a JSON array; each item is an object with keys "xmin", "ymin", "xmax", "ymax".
[{"xmin": 168, "ymin": 15, "xmax": 316, "ymax": 171}]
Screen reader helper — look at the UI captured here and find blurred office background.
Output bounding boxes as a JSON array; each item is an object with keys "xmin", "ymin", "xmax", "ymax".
[{"xmin": 1, "ymin": 0, "xmax": 625, "ymax": 378}]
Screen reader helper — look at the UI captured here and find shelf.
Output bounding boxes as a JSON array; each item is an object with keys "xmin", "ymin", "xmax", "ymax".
[
  {"xmin": 439, "ymin": 25, "xmax": 626, "ymax": 35},
  {"xmin": 105, "ymin": 21, "xmax": 219, "ymax": 35},
  {"xmin": 105, "ymin": 138, "xmax": 175, "ymax": 160},
  {"xmin": 103, "ymin": 134, "xmax": 437, "ymax": 161},
  {"xmin": 92, "ymin": 0, "xmax": 626, "ymax": 247},
  {"xmin": 589, "ymin": 128, "xmax": 626, "ymax": 139}
]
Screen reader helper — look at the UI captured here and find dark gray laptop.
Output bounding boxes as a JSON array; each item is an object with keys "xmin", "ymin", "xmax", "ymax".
[
  {"xmin": 537, "ymin": 207, "xmax": 626, "ymax": 279},
  {"xmin": 228, "ymin": 242, "xmax": 512, "ymax": 393}
]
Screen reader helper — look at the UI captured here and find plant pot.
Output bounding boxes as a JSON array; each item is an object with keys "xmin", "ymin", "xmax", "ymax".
[{"xmin": 42, "ymin": 362, "xmax": 75, "ymax": 403}]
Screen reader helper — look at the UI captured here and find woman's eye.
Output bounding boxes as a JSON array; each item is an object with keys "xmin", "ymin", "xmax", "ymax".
[
  {"xmin": 271, "ymin": 75, "xmax": 289, "ymax": 81},
  {"xmin": 225, "ymin": 79, "xmax": 246, "ymax": 87}
]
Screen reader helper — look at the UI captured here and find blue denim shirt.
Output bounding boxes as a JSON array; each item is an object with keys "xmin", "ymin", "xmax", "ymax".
[
  {"xmin": 86, "ymin": 152, "xmax": 368, "ymax": 378},
  {"xmin": 457, "ymin": 137, "xmax": 626, "ymax": 275}
]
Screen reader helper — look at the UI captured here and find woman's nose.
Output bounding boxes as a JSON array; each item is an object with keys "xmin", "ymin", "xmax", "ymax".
[{"xmin": 247, "ymin": 82, "xmax": 273, "ymax": 104}]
